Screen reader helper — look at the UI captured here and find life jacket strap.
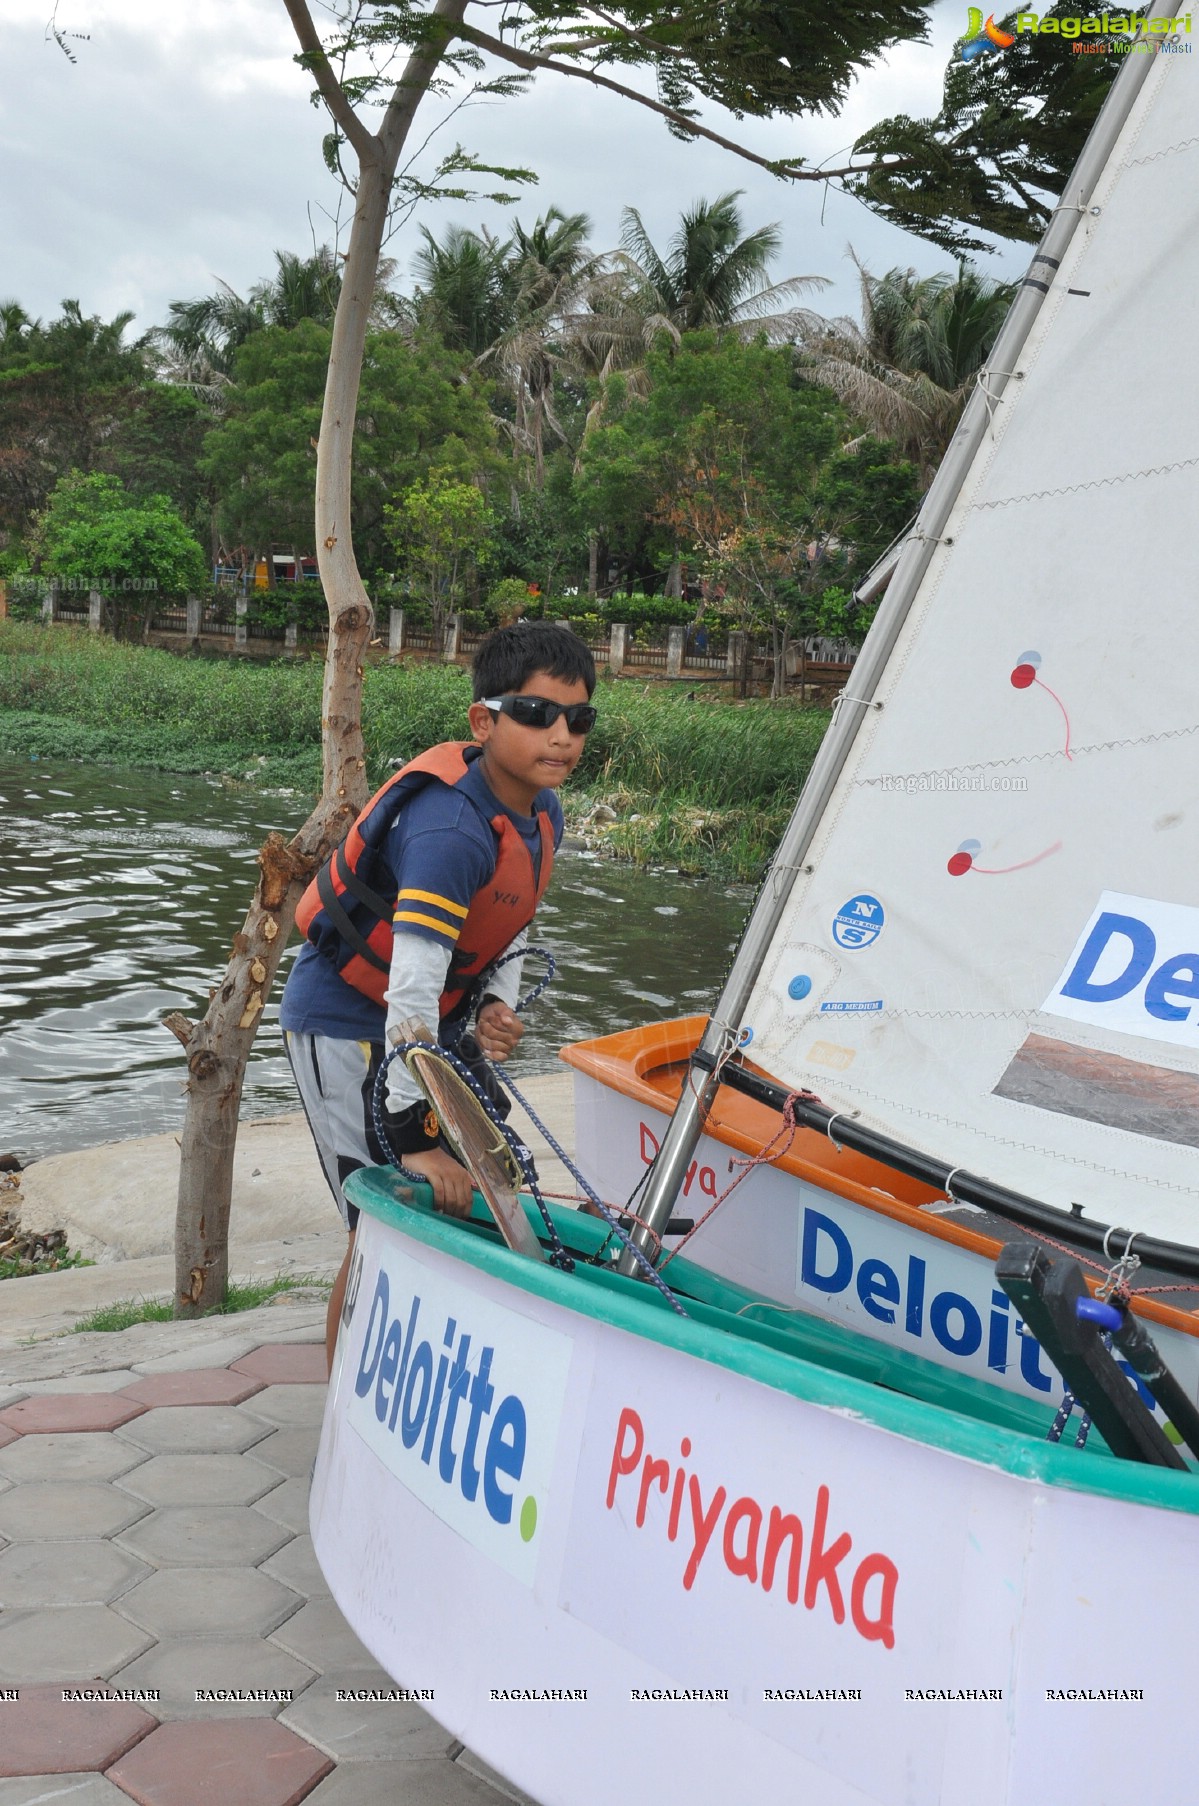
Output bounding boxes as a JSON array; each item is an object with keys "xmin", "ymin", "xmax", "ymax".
[{"xmin": 315, "ymin": 854, "xmax": 390, "ymax": 975}]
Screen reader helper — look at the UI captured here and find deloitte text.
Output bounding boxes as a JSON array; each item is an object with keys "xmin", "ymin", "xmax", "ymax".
[{"xmin": 346, "ymin": 1255, "xmax": 571, "ymax": 1581}]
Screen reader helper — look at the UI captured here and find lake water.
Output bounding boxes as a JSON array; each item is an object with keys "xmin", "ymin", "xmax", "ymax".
[{"xmin": 0, "ymin": 758, "xmax": 752, "ymax": 1162}]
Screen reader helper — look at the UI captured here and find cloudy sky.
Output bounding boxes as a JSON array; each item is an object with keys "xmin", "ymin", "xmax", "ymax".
[{"xmin": 2, "ymin": 0, "xmax": 1027, "ymax": 338}]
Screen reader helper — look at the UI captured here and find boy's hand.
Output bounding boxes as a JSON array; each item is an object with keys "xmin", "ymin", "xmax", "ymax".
[
  {"xmin": 404, "ymin": 1147, "xmax": 475, "ymax": 1218},
  {"xmin": 475, "ymin": 1000, "xmax": 524, "ymax": 1061}
]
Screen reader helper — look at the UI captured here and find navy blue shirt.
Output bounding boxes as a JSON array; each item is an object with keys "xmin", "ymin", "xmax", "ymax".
[{"xmin": 280, "ymin": 746, "xmax": 563, "ymax": 1041}]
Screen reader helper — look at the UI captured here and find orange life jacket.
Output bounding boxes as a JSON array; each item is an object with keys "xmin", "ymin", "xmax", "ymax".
[{"xmin": 294, "ymin": 743, "xmax": 554, "ymax": 1015}]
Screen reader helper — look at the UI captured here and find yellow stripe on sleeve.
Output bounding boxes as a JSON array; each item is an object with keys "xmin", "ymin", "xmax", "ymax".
[
  {"xmin": 393, "ymin": 910, "xmax": 462, "ymax": 938},
  {"xmin": 396, "ymin": 888, "xmax": 470, "ymax": 919}
]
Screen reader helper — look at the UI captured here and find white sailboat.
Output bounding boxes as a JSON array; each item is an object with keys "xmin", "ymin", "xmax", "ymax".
[
  {"xmin": 313, "ymin": 30, "xmax": 1199, "ymax": 1804},
  {"xmin": 566, "ymin": 18, "xmax": 1199, "ymax": 1410}
]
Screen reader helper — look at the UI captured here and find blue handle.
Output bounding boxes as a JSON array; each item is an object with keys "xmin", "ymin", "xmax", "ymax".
[{"xmin": 1076, "ymin": 1297, "xmax": 1123, "ymax": 1332}]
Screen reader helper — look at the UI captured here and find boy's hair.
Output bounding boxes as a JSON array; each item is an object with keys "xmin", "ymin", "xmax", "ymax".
[{"xmin": 471, "ymin": 622, "xmax": 596, "ymax": 701}]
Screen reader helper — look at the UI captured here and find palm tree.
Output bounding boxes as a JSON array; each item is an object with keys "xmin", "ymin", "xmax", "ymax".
[
  {"xmin": 485, "ymin": 208, "xmax": 599, "ymax": 486},
  {"xmin": 615, "ymin": 192, "xmax": 827, "ymax": 337},
  {"xmin": 410, "ymin": 224, "xmax": 514, "ymax": 358},
  {"xmin": 797, "ymin": 257, "xmax": 1015, "ymax": 486}
]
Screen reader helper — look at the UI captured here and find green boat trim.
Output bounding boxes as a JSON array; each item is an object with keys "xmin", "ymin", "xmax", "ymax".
[{"xmin": 345, "ymin": 1167, "xmax": 1199, "ymax": 1518}]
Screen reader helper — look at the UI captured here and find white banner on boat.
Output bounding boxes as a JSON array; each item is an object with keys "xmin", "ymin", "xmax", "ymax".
[
  {"xmin": 343, "ymin": 1239, "xmax": 573, "ymax": 1584},
  {"xmin": 571, "ymin": 1073, "xmax": 1199, "ymax": 1414},
  {"xmin": 741, "ymin": 54, "xmax": 1199, "ymax": 1241}
]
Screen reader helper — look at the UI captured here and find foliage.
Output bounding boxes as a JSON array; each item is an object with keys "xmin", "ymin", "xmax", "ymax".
[
  {"xmin": 0, "ymin": 626, "xmax": 832, "ymax": 882},
  {"xmin": 844, "ymin": 6, "xmax": 1118, "ymax": 255},
  {"xmin": 0, "ymin": 299, "xmax": 150, "ymax": 540},
  {"xmin": 385, "ymin": 472, "xmax": 496, "ymax": 648},
  {"xmin": 32, "ymin": 473, "xmax": 208, "ymax": 639},
  {"xmin": 797, "ymin": 260, "xmax": 1015, "ymax": 484},
  {"xmin": 199, "ymin": 324, "xmax": 497, "ymax": 572}
]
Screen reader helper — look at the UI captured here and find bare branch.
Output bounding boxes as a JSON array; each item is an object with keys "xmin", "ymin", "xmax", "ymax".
[{"xmin": 281, "ymin": 0, "xmax": 378, "ymax": 162}]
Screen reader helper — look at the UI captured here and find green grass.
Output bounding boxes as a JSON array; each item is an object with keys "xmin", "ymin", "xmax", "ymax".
[
  {"xmin": 0, "ymin": 1248, "xmax": 93, "ymax": 1281},
  {"xmin": 0, "ymin": 624, "xmax": 832, "ymax": 882},
  {"xmin": 71, "ymin": 1271, "xmax": 332, "ymax": 1334}
]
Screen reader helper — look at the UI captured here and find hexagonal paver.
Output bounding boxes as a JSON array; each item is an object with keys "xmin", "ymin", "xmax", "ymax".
[
  {"xmin": 232, "ymin": 1344, "xmax": 328, "ymax": 1386},
  {"xmin": 107, "ymin": 1716, "xmax": 331, "ymax": 1803},
  {"xmin": 117, "ymin": 1566, "xmax": 302, "ymax": 1638},
  {"xmin": 260, "ymin": 1535, "xmax": 329, "ymax": 1598},
  {"xmin": 245, "ymin": 1428, "xmax": 319, "ymax": 1479},
  {"xmin": 119, "ymin": 1369, "xmax": 265, "ymax": 1409},
  {"xmin": 303, "ymin": 1758, "xmax": 518, "ymax": 1805},
  {"xmin": 253, "ymin": 1477, "xmax": 310, "ymax": 1535},
  {"xmin": 108, "ymin": 1641, "xmax": 316, "ymax": 1720},
  {"xmin": 0, "ymin": 1603, "xmax": 153, "ymax": 1683},
  {"xmin": 115, "ymin": 1406, "xmax": 271, "ymax": 1456},
  {"xmin": 269, "ymin": 1597, "xmax": 379, "ymax": 1673},
  {"xmin": 0, "ymin": 1426, "xmax": 19, "ymax": 1450},
  {"xmin": 117, "ymin": 1453, "xmax": 282, "ymax": 1509},
  {"xmin": 0, "ymin": 1396, "xmax": 145, "ymax": 1436},
  {"xmin": 0, "ymin": 1680, "xmax": 156, "ymax": 1778},
  {"xmin": 0, "ymin": 1482, "xmax": 148, "ymax": 1542},
  {"xmin": 0, "ymin": 1431, "xmax": 148, "ymax": 1484},
  {"xmin": 239, "ymin": 1385, "xmax": 327, "ymax": 1429},
  {"xmin": 0, "ymin": 1774, "xmax": 134, "ymax": 1804},
  {"xmin": 117, "ymin": 1504, "xmax": 291, "ymax": 1569},
  {"xmin": 18, "ymin": 1371, "xmax": 141, "ymax": 1394},
  {"xmin": 281, "ymin": 1671, "xmax": 449, "ymax": 1760},
  {"xmin": 0, "ymin": 1538, "xmax": 149, "ymax": 1606}
]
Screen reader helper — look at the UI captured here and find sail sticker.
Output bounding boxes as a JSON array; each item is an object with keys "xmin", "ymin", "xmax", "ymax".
[
  {"xmin": 832, "ymin": 895, "xmax": 884, "ymax": 949},
  {"xmin": 1010, "ymin": 650, "xmax": 1073, "ymax": 760},
  {"xmin": 820, "ymin": 1000, "xmax": 883, "ymax": 1014},
  {"xmin": 947, "ymin": 837, "xmax": 1062, "ymax": 877},
  {"xmin": 1042, "ymin": 891, "xmax": 1199, "ymax": 1049},
  {"xmin": 806, "ymin": 1042, "xmax": 856, "ymax": 1071},
  {"xmin": 994, "ymin": 1033, "xmax": 1199, "ymax": 1149}
]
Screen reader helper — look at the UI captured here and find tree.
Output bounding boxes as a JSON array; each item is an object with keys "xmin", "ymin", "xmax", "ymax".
[
  {"xmin": 199, "ymin": 320, "xmax": 498, "ymax": 574},
  {"xmin": 843, "ymin": 6, "xmax": 1119, "ymax": 255},
  {"xmin": 34, "ymin": 470, "xmax": 207, "ymax": 639},
  {"xmin": 0, "ymin": 300, "xmax": 150, "ymax": 543},
  {"xmin": 164, "ymin": 0, "xmax": 950, "ymax": 1318},
  {"xmin": 797, "ymin": 258, "xmax": 1015, "ymax": 485},
  {"xmin": 387, "ymin": 470, "xmax": 495, "ymax": 647},
  {"xmin": 616, "ymin": 192, "xmax": 826, "ymax": 337}
]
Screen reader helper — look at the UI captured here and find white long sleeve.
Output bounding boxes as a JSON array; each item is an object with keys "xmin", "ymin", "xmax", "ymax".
[{"xmin": 383, "ymin": 933, "xmax": 453, "ymax": 1110}]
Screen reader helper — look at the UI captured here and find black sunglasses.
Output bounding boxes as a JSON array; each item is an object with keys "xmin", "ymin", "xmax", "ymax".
[{"xmin": 483, "ymin": 695, "xmax": 598, "ymax": 735}]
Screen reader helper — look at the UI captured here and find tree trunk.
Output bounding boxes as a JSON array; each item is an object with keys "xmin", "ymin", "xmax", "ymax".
[
  {"xmin": 587, "ymin": 533, "xmax": 598, "ymax": 600},
  {"xmin": 172, "ymin": 0, "xmax": 466, "ymax": 1317}
]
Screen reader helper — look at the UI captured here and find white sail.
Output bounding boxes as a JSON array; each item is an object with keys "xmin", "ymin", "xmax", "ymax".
[{"xmin": 743, "ymin": 50, "xmax": 1199, "ymax": 1241}]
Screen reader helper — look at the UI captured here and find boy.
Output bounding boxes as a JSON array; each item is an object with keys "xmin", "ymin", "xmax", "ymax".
[{"xmin": 280, "ymin": 622, "xmax": 598, "ymax": 1366}]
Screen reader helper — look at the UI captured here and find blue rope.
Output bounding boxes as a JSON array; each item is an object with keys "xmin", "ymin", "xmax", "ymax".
[{"xmin": 371, "ymin": 944, "xmax": 689, "ymax": 1316}]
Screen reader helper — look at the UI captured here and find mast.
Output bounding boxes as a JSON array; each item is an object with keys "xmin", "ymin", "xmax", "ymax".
[{"xmin": 616, "ymin": 25, "xmax": 1172, "ymax": 1277}]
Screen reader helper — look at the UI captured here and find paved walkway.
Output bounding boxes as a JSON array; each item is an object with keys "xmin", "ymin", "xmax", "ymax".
[
  {"xmin": 0, "ymin": 1303, "xmax": 536, "ymax": 1805},
  {"xmin": 0, "ymin": 1074, "xmax": 579, "ymax": 1806}
]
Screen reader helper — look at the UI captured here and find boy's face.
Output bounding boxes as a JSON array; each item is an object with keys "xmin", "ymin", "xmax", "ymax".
[{"xmin": 468, "ymin": 669, "xmax": 592, "ymax": 814}]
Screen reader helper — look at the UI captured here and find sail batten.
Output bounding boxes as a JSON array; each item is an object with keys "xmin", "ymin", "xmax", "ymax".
[{"xmin": 744, "ymin": 55, "xmax": 1199, "ymax": 1241}]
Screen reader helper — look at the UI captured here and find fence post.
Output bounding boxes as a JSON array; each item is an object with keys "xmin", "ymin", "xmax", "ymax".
[
  {"xmin": 0, "ymin": 579, "xmax": 6, "ymax": 621},
  {"xmin": 389, "ymin": 607, "xmax": 405, "ymax": 659},
  {"xmin": 444, "ymin": 612, "xmax": 462, "ymax": 661},
  {"xmin": 186, "ymin": 594, "xmax": 202, "ymax": 641},
  {"xmin": 88, "ymin": 588, "xmax": 102, "ymax": 632},
  {"xmin": 235, "ymin": 593, "xmax": 248, "ymax": 651},
  {"xmin": 42, "ymin": 580, "xmax": 58, "ymax": 624},
  {"xmin": 726, "ymin": 631, "xmax": 746, "ymax": 678},
  {"xmin": 285, "ymin": 620, "xmax": 298, "ymax": 657},
  {"xmin": 666, "ymin": 623, "xmax": 685, "ymax": 678},
  {"xmin": 608, "ymin": 623, "xmax": 626, "ymax": 675}
]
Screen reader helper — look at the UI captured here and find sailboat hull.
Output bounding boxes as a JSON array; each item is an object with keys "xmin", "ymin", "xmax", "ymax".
[{"xmin": 313, "ymin": 1172, "xmax": 1198, "ymax": 1806}]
